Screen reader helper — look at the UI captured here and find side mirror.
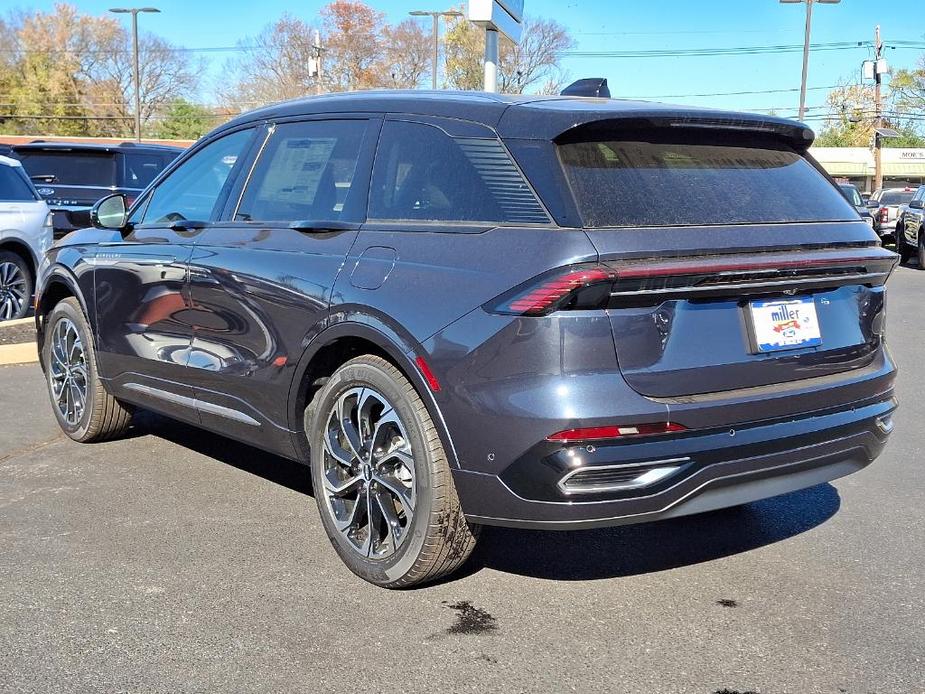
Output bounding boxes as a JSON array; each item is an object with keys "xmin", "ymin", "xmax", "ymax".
[
  {"xmin": 910, "ymin": 199, "xmax": 924, "ymax": 210},
  {"xmin": 90, "ymin": 193, "xmax": 128, "ymax": 230}
]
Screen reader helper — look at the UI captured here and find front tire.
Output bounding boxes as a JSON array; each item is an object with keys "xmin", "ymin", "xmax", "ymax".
[
  {"xmin": 42, "ymin": 298, "xmax": 132, "ymax": 442},
  {"xmin": 306, "ymin": 355, "xmax": 478, "ymax": 588},
  {"xmin": 0, "ymin": 251, "xmax": 32, "ymax": 321},
  {"xmin": 918, "ymin": 233, "xmax": 925, "ymax": 270}
]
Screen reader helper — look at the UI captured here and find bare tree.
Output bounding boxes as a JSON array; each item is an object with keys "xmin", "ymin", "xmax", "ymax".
[
  {"xmin": 2, "ymin": 3, "xmax": 197, "ymax": 137},
  {"xmin": 382, "ymin": 19, "xmax": 431, "ymax": 89},
  {"xmin": 320, "ymin": 0, "xmax": 386, "ymax": 91},
  {"xmin": 222, "ymin": 14, "xmax": 320, "ymax": 111},
  {"xmin": 444, "ymin": 14, "xmax": 574, "ymax": 94},
  {"xmin": 498, "ymin": 18, "xmax": 574, "ymax": 94}
]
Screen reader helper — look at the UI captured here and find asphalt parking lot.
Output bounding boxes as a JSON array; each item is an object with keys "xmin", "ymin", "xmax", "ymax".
[{"xmin": 1, "ymin": 266, "xmax": 923, "ymax": 694}]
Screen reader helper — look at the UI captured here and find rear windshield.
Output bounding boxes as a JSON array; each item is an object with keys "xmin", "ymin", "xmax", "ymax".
[
  {"xmin": 0, "ymin": 165, "xmax": 39, "ymax": 201},
  {"xmin": 16, "ymin": 151, "xmax": 117, "ymax": 187},
  {"xmin": 122, "ymin": 152, "xmax": 173, "ymax": 189},
  {"xmin": 877, "ymin": 191, "xmax": 914, "ymax": 205},
  {"xmin": 839, "ymin": 185, "xmax": 862, "ymax": 206},
  {"xmin": 558, "ymin": 132, "xmax": 857, "ymax": 227}
]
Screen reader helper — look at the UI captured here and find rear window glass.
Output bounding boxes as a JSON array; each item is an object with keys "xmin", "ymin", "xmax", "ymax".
[
  {"xmin": 123, "ymin": 152, "xmax": 173, "ymax": 189},
  {"xmin": 16, "ymin": 151, "xmax": 117, "ymax": 187},
  {"xmin": 878, "ymin": 191, "xmax": 914, "ymax": 205},
  {"xmin": 558, "ymin": 133, "xmax": 857, "ymax": 227},
  {"xmin": 0, "ymin": 166, "xmax": 38, "ymax": 201},
  {"xmin": 369, "ymin": 120, "xmax": 548, "ymax": 225},
  {"xmin": 839, "ymin": 185, "xmax": 862, "ymax": 206}
]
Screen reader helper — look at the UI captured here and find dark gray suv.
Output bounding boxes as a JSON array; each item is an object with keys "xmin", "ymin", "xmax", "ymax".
[{"xmin": 35, "ymin": 91, "xmax": 898, "ymax": 587}]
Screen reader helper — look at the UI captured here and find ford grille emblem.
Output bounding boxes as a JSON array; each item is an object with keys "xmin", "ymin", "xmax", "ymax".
[{"xmin": 36, "ymin": 187, "xmax": 55, "ymax": 196}]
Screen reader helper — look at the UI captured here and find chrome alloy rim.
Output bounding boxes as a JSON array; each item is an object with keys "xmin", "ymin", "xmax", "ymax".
[
  {"xmin": 48, "ymin": 318, "xmax": 88, "ymax": 427},
  {"xmin": 0, "ymin": 261, "xmax": 27, "ymax": 321},
  {"xmin": 321, "ymin": 387, "xmax": 416, "ymax": 559}
]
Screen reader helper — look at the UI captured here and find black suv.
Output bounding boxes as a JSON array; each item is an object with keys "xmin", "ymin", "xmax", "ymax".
[
  {"xmin": 36, "ymin": 91, "xmax": 898, "ymax": 588},
  {"xmin": 13, "ymin": 141, "xmax": 182, "ymax": 237}
]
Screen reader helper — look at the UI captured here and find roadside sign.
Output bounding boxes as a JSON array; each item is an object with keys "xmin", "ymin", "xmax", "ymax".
[{"xmin": 468, "ymin": 0, "xmax": 523, "ymax": 43}]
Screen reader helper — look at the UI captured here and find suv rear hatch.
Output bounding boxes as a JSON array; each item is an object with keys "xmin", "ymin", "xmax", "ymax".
[{"xmin": 554, "ymin": 119, "xmax": 896, "ymax": 398}]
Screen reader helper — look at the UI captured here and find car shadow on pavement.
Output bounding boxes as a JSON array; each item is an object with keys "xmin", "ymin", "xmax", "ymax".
[
  {"xmin": 464, "ymin": 483, "xmax": 841, "ymax": 581},
  {"xmin": 135, "ymin": 411, "xmax": 841, "ymax": 583},
  {"xmin": 135, "ymin": 412, "xmax": 312, "ymax": 495}
]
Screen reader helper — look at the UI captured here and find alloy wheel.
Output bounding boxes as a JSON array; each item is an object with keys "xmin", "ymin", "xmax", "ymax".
[
  {"xmin": 48, "ymin": 317, "xmax": 89, "ymax": 427},
  {"xmin": 321, "ymin": 386, "xmax": 416, "ymax": 559},
  {"xmin": 0, "ymin": 261, "xmax": 27, "ymax": 321}
]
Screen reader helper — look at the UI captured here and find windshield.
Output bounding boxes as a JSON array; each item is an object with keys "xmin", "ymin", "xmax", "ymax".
[
  {"xmin": 839, "ymin": 185, "xmax": 862, "ymax": 206},
  {"xmin": 557, "ymin": 132, "xmax": 857, "ymax": 227},
  {"xmin": 16, "ymin": 151, "xmax": 117, "ymax": 187},
  {"xmin": 878, "ymin": 191, "xmax": 915, "ymax": 206}
]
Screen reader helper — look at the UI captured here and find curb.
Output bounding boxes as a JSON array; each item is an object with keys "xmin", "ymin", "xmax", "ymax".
[
  {"xmin": 0, "ymin": 342, "xmax": 38, "ymax": 365},
  {"xmin": 0, "ymin": 317, "xmax": 35, "ymax": 328}
]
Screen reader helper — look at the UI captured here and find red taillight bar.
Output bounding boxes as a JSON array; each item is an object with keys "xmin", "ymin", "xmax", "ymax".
[
  {"xmin": 613, "ymin": 249, "xmax": 896, "ymax": 280},
  {"xmin": 547, "ymin": 422, "xmax": 687, "ymax": 442},
  {"xmin": 504, "ymin": 267, "xmax": 615, "ymax": 315}
]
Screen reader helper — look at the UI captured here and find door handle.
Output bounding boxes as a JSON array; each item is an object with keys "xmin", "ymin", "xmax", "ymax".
[
  {"xmin": 289, "ymin": 220, "xmax": 361, "ymax": 233},
  {"xmin": 168, "ymin": 219, "xmax": 208, "ymax": 231}
]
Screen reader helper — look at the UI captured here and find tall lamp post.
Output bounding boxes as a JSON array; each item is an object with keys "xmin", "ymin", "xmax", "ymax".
[
  {"xmin": 779, "ymin": 0, "xmax": 841, "ymax": 122},
  {"xmin": 409, "ymin": 9, "xmax": 463, "ymax": 90},
  {"xmin": 109, "ymin": 7, "xmax": 160, "ymax": 142}
]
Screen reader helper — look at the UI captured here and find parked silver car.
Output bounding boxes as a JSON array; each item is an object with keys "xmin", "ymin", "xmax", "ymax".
[
  {"xmin": 0, "ymin": 155, "xmax": 53, "ymax": 321},
  {"xmin": 866, "ymin": 187, "xmax": 917, "ymax": 243}
]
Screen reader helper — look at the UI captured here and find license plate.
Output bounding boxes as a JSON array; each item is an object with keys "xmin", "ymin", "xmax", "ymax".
[{"xmin": 749, "ymin": 297, "xmax": 822, "ymax": 353}]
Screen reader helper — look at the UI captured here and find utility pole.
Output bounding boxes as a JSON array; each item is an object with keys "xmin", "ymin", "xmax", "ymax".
[
  {"xmin": 873, "ymin": 24, "xmax": 884, "ymax": 192},
  {"xmin": 779, "ymin": 0, "xmax": 841, "ymax": 122},
  {"xmin": 409, "ymin": 9, "xmax": 462, "ymax": 89},
  {"xmin": 309, "ymin": 30, "xmax": 325, "ymax": 95},
  {"xmin": 109, "ymin": 7, "xmax": 160, "ymax": 142}
]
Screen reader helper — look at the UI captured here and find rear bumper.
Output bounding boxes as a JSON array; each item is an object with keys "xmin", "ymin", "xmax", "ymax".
[{"xmin": 454, "ymin": 397, "xmax": 895, "ymax": 530}]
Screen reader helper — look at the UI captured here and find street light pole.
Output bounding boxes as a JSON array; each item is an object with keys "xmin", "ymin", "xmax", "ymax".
[
  {"xmin": 109, "ymin": 7, "xmax": 160, "ymax": 142},
  {"xmin": 780, "ymin": 0, "xmax": 841, "ymax": 122},
  {"xmin": 409, "ymin": 9, "xmax": 463, "ymax": 90}
]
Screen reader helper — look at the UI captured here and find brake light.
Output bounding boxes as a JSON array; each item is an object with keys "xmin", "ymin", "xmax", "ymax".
[
  {"xmin": 487, "ymin": 264, "xmax": 616, "ymax": 316},
  {"xmin": 547, "ymin": 422, "xmax": 687, "ymax": 442},
  {"xmin": 125, "ymin": 196, "xmax": 136, "ymax": 208},
  {"xmin": 880, "ymin": 208, "xmax": 889, "ymax": 222}
]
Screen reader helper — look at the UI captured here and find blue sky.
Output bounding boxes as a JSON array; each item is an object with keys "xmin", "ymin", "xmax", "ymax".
[{"xmin": 13, "ymin": 0, "xmax": 925, "ymax": 121}]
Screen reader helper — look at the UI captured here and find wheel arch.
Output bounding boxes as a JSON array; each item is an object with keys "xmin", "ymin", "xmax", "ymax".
[
  {"xmin": 34, "ymin": 267, "xmax": 90, "ymax": 366},
  {"xmin": 0, "ymin": 238, "xmax": 37, "ymax": 287},
  {"xmin": 287, "ymin": 320, "xmax": 460, "ymax": 469}
]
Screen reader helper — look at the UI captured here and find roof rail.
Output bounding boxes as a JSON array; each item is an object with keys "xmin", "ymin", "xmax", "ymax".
[{"xmin": 560, "ymin": 78, "xmax": 610, "ymax": 99}]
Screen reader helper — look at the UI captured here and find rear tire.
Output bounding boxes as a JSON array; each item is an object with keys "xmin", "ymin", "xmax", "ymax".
[
  {"xmin": 306, "ymin": 354, "xmax": 478, "ymax": 588},
  {"xmin": 42, "ymin": 298, "xmax": 132, "ymax": 442},
  {"xmin": 0, "ymin": 251, "xmax": 32, "ymax": 321},
  {"xmin": 897, "ymin": 223, "xmax": 914, "ymax": 264},
  {"xmin": 918, "ymin": 233, "xmax": 925, "ymax": 271}
]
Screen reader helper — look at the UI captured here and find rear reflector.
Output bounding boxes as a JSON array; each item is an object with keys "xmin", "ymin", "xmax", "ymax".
[
  {"xmin": 415, "ymin": 355, "xmax": 441, "ymax": 393},
  {"xmin": 547, "ymin": 422, "xmax": 686, "ymax": 442}
]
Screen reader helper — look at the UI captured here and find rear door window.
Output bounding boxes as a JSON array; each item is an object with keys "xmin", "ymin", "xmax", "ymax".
[
  {"xmin": 235, "ymin": 119, "xmax": 367, "ymax": 223},
  {"xmin": 0, "ymin": 165, "xmax": 38, "ymax": 201},
  {"xmin": 16, "ymin": 151, "xmax": 117, "ymax": 187},
  {"xmin": 558, "ymin": 132, "xmax": 858, "ymax": 227},
  {"xmin": 369, "ymin": 120, "xmax": 548, "ymax": 225}
]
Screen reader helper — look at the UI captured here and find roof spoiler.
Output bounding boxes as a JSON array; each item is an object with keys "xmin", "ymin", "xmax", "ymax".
[{"xmin": 561, "ymin": 78, "xmax": 610, "ymax": 99}]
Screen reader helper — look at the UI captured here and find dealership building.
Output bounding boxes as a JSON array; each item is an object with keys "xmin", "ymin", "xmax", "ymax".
[{"xmin": 811, "ymin": 147, "xmax": 925, "ymax": 193}]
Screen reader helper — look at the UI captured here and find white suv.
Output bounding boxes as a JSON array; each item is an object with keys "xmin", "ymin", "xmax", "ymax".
[{"xmin": 0, "ymin": 155, "xmax": 53, "ymax": 321}]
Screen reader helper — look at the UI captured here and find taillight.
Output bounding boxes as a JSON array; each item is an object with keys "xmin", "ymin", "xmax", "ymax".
[
  {"xmin": 880, "ymin": 208, "xmax": 889, "ymax": 222},
  {"xmin": 125, "ymin": 196, "xmax": 136, "ymax": 208},
  {"xmin": 547, "ymin": 422, "xmax": 687, "ymax": 442},
  {"xmin": 486, "ymin": 264, "xmax": 616, "ymax": 316}
]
